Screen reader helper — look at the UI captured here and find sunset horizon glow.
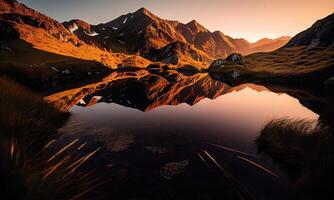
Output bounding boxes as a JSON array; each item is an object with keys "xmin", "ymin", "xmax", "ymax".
[{"xmin": 20, "ymin": 0, "xmax": 334, "ymax": 42}]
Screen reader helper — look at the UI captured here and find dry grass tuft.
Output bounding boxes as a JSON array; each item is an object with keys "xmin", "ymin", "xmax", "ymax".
[
  {"xmin": 0, "ymin": 77, "xmax": 101, "ymax": 199},
  {"xmin": 256, "ymin": 119, "xmax": 333, "ymax": 199}
]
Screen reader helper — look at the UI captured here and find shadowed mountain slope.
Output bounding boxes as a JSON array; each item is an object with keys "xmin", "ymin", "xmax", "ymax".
[
  {"xmin": 284, "ymin": 13, "xmax": 334, "ymax": 49},
  {"xmin": 63, "ymin": 8, "xmax": 290, "ymax": 65}
]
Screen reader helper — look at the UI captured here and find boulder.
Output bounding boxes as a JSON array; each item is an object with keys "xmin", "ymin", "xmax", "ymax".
[
  {"xmin": 62, "ymin": 69, "xmax": 71, "ymax": 75},
  {"xmin": 231, "ymin": 71, "xmax": 240, "ymax": 78},
  {"xmin": 225, "ymin": 53, "xmax": 243, "ymax": 64},
  {"xmin": 209, "ymin": 59, "xmax": 224, "ymax": 69},
  {"xmin": 208, "ymin": 59, "xmax": 225, "ymax": 73}
]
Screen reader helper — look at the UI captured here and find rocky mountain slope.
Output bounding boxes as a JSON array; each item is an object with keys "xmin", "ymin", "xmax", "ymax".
[
  {"xmin": 0, "ymin": 0, "xmax": 151, "ymax": 67},
  {"xmin": 284, "ymin": 13, "xmax": 334, "ymax": 48},
  {"xmin": 0, "ymin": 0, "xmax": 153, "ymax": 88},
  {"xmin": 63, "ymin": 8, "xmax": 290, "ymax": 65}
]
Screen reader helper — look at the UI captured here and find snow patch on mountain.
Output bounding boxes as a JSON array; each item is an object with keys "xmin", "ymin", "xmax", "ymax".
[
  {"xmin": 84, "ymin": 31, "xmax": 99, "ymax": 37},
  {"xmin": 123, "ymin": 17, "xmax": 128, "ymax": 24},
  {"xmin": 69, "ymin": 23, "xmax": 79, "ymax": 33}
]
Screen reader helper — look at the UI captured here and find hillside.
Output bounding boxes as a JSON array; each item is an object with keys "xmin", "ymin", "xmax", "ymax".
[
  {"xmin": 0, "ymin": 0, "xmax": 153, "ymax": 67},
  {"xmin": 0, "ymin": 0, "xmax": 154, "ymax": 88},
  {"xmin": 209, "ymin": 13, "xmax": 334, "ymax": 86}
]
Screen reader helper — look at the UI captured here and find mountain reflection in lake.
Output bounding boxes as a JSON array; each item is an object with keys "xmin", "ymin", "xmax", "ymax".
[{"xmin": 45, "ymin": 70, "xmax": 319, "ymax": 200}]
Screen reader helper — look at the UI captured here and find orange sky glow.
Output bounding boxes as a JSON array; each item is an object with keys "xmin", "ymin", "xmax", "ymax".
[{"xmin": 21, "ymin": 0, "xmax": 334, "ymax": 42}]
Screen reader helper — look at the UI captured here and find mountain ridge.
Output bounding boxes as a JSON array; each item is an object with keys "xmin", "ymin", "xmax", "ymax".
[
  {"xmin": 284, "ymin": 12, "xmax": 334, "ymax": 48},
  {"xmin": 1, "ymin": 0, "xmax": 291, "ymax": 72},
  {"xmin": 62, "ymin": 7, "xmax": 290, "ymax": 65}
]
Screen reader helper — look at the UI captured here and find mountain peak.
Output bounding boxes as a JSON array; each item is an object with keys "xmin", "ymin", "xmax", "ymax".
[
  {"xmin": 134, "ymin": 7, "xmax": 158, "ymax": 20},
  {"xmin": 186, "ymin": 19, "xmax": 208, "ymax": 33},
  {"xmin": 187, "ymin": 20, "xmax": 199, "ymax": 25},
  {"xmin": 137, "ymin": 7, "xmax": 149, "ymax": 13}
]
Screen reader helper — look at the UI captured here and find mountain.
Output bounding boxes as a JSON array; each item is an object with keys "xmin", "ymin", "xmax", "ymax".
[
  {"xmin": 250, "ymin": 36, "xmax": 291, "ymax": 52},
  {"xmin": 63, "ymin": 8, "xmax": 232, "ymax": 66},
  {"xmin": 0, "ymin": 0, "xmax": 81, "ymax": 45},
  {"xmin": 209, "ymin": 13, "xmax": 334, "ymax": 86},
  {"xmin": 0, "ymin": 0, "xmax": 151, "ymax": 68},
  {"xmin": 0, "ymin": 0, "xmax": 153, "ymax": 87},
  {"xmin": 1, "ymin": 0, "xmax": 291, "ymax": 82},
  {"xmin": 284, "ymin": 13, "xmax": 334, "ymax": 48},
  {"xmin": 63, "ymin": 8, "xmax": 289, "ymax": 65}
]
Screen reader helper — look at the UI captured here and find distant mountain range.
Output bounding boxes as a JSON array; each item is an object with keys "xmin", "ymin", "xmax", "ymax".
[{"xmin": 62, "ymin": 8, "xmax": 290, "ymax": 65}]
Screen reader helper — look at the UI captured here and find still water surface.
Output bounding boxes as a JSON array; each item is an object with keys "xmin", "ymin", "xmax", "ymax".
[{"xmin": 48, "ymin": 72, "xmax": 319, "ymax": 199}]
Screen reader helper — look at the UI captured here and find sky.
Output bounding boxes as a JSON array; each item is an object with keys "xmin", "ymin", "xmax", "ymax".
[{"xmin": 20, "ymin": 0, "xmax": 334, "ymax": 42}]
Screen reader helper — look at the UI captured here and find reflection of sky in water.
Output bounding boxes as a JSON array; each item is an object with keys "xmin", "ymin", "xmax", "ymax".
[
  {"xmin": 64, "ymin": 86, "xmax": 318, "ymax": 152},
  {"xmin": 56, "ymin": 84, "xmax": 321, "ymax": 199}
]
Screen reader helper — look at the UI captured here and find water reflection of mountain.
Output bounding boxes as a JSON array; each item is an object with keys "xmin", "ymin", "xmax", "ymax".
[
  {"xmin": 45, "ymin": 69, "xmax": 334, "ymax": 124},
  {"xmin": 45, "ymin": 70, "xmax": 230, "ymax": 112}
]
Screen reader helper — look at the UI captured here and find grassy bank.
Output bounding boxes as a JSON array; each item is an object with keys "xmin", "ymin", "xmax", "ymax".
[
  {"xmin": 209, "ymin": 47, "xmax": 334, "ymax": 86},
  {"xmin": 256, "ymin": 119, "xmax": 333, "ymax": 199},
  {"xmin": 0, "ymin": 77, "xmax": 98, "ymax": 199}
]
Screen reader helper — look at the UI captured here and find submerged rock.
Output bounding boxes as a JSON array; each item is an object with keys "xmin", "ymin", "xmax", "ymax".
[
  {"xmin": 145, "ymin": 146, "xmax": 168, "ymax": 154},
  {"xmin": 107, "ymin": 134, "xmax": 135, "ymax": 152},
  {"xmin": 160, "ymin": 160, "xmax": 189, "ymax": 179}
]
